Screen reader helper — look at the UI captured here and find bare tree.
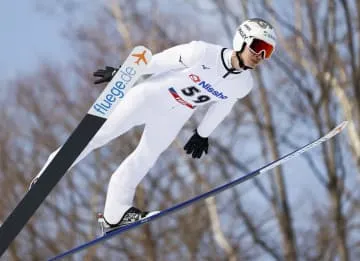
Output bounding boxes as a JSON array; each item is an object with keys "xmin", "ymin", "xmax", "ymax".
[{"xmin": 185, "ymin": 0, "xmax": 360, "ymax": 260}]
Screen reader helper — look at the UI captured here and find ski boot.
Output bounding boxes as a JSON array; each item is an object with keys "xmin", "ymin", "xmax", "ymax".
[{"xmin": 97, "ymin": 207, "xmax": 159, "ymax": 235}]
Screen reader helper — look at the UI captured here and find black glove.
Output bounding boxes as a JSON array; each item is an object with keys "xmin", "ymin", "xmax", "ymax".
[
  {"xmin": 93, "ymin": 66, "xmax": 119, "ymax": 84},
  {"xmin": 184, "ymin": 130, "xmax": 209, "ymax": 159}
]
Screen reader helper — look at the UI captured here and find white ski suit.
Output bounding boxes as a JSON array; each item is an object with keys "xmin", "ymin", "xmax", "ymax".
[{"xmin": 36, "ymin": 41, "xmax": 254, "ymax": 224}]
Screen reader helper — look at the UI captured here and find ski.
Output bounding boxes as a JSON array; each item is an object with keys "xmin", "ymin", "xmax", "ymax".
[
  {"xmin": 49, "ymin": 121, "xmax": 348, "ymax": 261},
  {"xmin": 0, "ymin": 46, "xmax": 152, "ymax": 258}
]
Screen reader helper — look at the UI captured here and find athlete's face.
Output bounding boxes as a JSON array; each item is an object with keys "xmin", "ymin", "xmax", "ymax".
[{"xmin": 241, "ymin": 45, "xmax": 265, "ymax": 68}]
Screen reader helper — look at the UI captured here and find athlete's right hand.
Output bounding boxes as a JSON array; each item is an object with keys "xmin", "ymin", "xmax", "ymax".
[
  {"xmin": 93, "ymin": 66, "xmax": 119, "ymax": 84},
  {"xmin": 184, "ymin": 130, "xmax": 209, "ymax": 159}
]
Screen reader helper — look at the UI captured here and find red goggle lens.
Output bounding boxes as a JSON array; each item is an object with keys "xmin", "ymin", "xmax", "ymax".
[{"xmin": 249, "ymin": 38, "xmax": 274, "ymax": 59}]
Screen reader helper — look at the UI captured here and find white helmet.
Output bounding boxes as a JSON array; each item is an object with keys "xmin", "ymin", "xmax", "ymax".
[{"xmin": 233, "ymin": 18, "xmax": 276, "ymax": 59}]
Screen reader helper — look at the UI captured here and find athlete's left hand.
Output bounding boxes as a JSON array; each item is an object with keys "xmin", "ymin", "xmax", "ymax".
[
  {"xmin": 93, "ymin": 66, "xmax": 119, "ymax": 84},
  {"xmin": 184, "ymin": 130, "xmax": 209, "ymax": 159}
]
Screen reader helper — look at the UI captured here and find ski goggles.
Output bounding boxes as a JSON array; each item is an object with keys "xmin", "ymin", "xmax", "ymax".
[{"xmin": 247, "ymin": 38, "xmax": 275, "ymax": 59}]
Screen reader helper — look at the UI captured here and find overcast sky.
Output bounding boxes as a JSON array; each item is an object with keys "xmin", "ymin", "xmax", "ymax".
[{"xmin": 0, "ymin": 1, "xmax": 74, "ymax": 83}]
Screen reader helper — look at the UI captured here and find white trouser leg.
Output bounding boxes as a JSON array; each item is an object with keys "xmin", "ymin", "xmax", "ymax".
[
  {"xmin": 33, "ymin": 86, "xmax": 150, "ymax": 180},
  {"xmin": 104, "ymin": 106, "xmax": 193, "ymax": 224}
]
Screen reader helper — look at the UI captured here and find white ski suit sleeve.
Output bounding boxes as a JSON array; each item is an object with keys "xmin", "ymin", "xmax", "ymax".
[
  {"xmin": 144, "ymin": 41, "xmax": 203, "ymax": 75},
  {"xmin": 196, "ymin": 99, "xmax": 237, "ymax": 137}
]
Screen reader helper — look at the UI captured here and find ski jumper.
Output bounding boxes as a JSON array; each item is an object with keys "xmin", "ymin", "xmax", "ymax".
[{"xmin": 35, "ymin": 41, "xmax": 254, "ymax": 224}]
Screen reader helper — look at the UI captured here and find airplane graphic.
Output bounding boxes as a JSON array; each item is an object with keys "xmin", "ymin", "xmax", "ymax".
[{"xmin": 132, "ymin": 50, "xmax": 148, "ymax": 65}]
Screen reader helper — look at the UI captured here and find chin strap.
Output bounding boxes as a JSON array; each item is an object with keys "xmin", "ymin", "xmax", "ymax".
[{"xmin": 235, "ymin": 51, "xmax": 253, "ymax": 70}]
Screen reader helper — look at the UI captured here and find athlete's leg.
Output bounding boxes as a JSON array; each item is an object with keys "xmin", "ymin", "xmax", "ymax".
[
  {"xmin": 32, "ymin": 85, "xmax": 150, "ymax": 180},
  {"xmin": 103, "ymin": 106, "xmax": 193, "ymax": 224}
]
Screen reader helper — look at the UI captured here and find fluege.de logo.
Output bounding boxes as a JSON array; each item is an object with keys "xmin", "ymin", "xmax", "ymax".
[
  {"xmin": 188, "ymin": 74, "xmax": 227, "ymax": 99},
  {"xmin": 93, "ymin": 66, "xmax": 136, "ymax": 115}
]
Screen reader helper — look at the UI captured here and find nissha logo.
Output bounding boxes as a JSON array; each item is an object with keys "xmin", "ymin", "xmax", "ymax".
[{"xmin": 188, "ymin": 74, "xmax": 228, "ymax": 100}]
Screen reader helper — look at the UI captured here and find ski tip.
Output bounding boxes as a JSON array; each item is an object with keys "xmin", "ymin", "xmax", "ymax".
[
  {"xmin": 324, "ymin": 121, "xmax": 348, "ymax": 139},
  {"xmin": 327, "ymin": 120, "xmax": 348, "ymax": 138},
  {"xmin": 132, "ymin": 46, "xmax": 152, "ymax": 57},
  {"xmin": 133, "ymin": 45, "xmax": 152, "ymax": 51},
  {"xmin": 336, "ymin": 121, "xmax": 348, "ymax": 132}
]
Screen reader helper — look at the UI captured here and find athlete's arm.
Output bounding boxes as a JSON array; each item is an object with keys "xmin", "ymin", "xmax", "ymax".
[
  {"xmin": 183, "ymin": 99, "xmax": 237, "ymax": 159},
  {"xmin": 93, "ymin": 41, "xmax": 205, "ymax": 84},
  {"xmin": 143, "ymin": 41, "xmax": 205, "ymax": 75},
  {"xmin": 196, "ymin": 99, "xmax": 237, "ymax": 138}
]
